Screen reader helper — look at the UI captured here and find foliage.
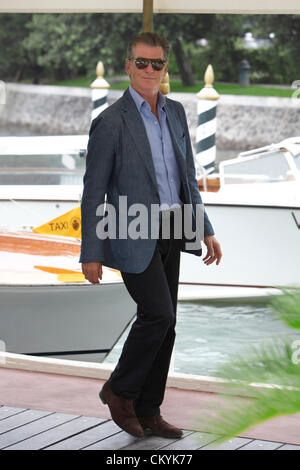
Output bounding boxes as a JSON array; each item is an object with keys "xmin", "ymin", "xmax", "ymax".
[
  {"xmin": 270, "ymin": 288, "xmax": 300, "ymax": 329},
  {"xmin": 1, "ymin": 13, "xmax": 300, "ymax": 85},
  {"xmin": 22, "ymin": 13, "xmax": 141, "ymax": 81},
  {"xmin": 200, "ymin": 14, "xmax": 245, "ymax": 82},
  {"xmin": 0, "ymin": 13, "xmax": 32, "ymax": 81},
  {"xmin": 0, "ymin": 13, "xmax": 142, "ymax": 82},
  {"xmin": 154, "ymin": 14, "xmax": 215, "ymax": 83},
  {"xmin": 235, "ymin": 14, "xmax": 300, "ymax": 84}
]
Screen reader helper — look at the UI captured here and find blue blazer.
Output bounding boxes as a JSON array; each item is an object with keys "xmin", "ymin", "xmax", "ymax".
[{"xmin": 80, "ymin": 88, "xmax": 214, "ymax": 273}]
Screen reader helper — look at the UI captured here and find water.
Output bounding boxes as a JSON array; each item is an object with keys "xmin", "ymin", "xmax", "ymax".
[{"xmin": 103, "ymin": 300, "xmax": 300, "ymax": 377}]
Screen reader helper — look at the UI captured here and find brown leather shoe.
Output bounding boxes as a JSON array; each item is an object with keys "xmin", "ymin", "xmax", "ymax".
[
  {"xmin": 137, "ymin": 415, "xmax": 183, "ymax": 438},
  {"xmin": 99, "ymin": 381, "xmax": 144, "ymax": 438}
]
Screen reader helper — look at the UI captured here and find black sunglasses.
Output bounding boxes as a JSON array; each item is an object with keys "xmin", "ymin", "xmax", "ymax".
[{"xmin": 130, "ymin": 57, "xmax": 166, "ymax": 71}]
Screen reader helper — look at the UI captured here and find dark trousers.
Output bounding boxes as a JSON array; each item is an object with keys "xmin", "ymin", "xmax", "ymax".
[{"xmin": 108, "ymin": 211, "xmax": 182, "ymax": 417}]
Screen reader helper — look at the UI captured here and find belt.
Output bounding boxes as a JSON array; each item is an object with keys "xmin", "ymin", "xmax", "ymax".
[{"xmin": 160, "ymin": 206, "xmax": 182, "ymax": 217}]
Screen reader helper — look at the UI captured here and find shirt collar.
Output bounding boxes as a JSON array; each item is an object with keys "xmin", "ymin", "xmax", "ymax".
[{"xmin": 129, "ymin": 85, "xmax": 166, "ymax": 113}]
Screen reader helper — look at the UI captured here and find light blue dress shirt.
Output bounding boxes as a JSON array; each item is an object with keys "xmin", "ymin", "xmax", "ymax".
[{"xmin": 129, "ymin": 85, "xmax": 183, "ymax": 210}]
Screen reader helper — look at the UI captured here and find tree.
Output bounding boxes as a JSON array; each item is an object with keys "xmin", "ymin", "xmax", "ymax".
[
  {"xmin": 0, "ymin": 13, "xmax": 32, "ymax": 81},
  {"xmin": 235, "ymin": 14, "xmax": 300, "ymax": 84},
  {"xmin": 203, "ymin": 14, "xmax": 245, "ymax": 82},
  {"xmin": 23, "ymin": 13, "xmax": 142, "ymax": 82},
  {"xmin": 1, "ymin": 13, "xmax": 300, "ymax": 85},
  {"xmin": 155, "ymin": 14, "xmax": 215, "ymax": 86}
]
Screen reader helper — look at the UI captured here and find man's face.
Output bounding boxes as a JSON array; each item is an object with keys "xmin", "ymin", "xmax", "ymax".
[{"xmin": 125, "ymin": 43, "xmax": 168, "ymax": 96}]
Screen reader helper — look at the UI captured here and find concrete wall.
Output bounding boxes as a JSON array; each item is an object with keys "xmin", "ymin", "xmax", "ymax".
[{"xmin": 1, "ymin": 82, "xmax": 300, "ymax": 151}]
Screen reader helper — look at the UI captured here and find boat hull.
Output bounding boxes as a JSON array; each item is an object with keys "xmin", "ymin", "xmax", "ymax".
[
  {"xmin": 179, "ymin": 202, "xmax": 300, "ymax": 299},
  {"xmin": 0, "ymin": 283, "xmax": 136, "ymax": 363}
]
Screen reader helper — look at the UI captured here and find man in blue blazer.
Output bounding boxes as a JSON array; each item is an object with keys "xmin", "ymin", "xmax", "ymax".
[{"xmin": 81, "ymin": 32, "xmax": 222, "ymax": 439}]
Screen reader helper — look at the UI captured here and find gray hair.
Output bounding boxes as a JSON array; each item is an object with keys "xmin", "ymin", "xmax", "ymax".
[{"xmin": 127, "ymin": 32, "xmax": 170, "ymax": 61}]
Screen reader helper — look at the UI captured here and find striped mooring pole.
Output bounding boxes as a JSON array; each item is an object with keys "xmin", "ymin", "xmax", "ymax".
[
  {"xmin": 195, "ymin": 65, "xmax": 219, "ymax": 179},
  {"xmin": 90, "ymin": 61, "xmax": 110, "ymax": 121}
]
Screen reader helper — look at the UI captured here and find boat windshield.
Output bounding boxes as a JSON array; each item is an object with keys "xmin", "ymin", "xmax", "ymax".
[
  {"xmin": 294, "ymin": 153, "xmax": 300, "ymax": 171},
  {"xmin": 0, "ymin": 153, "xmax": 85, "ymax": 185},
  {"xmin": 221, "ymin": 150, "xmax": 295, "ymax": 185}
]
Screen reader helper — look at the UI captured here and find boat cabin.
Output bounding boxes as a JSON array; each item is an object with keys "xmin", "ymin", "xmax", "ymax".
[{"xmin": 197, "ymin": 137, "xmax": 300, "ymax": 192}]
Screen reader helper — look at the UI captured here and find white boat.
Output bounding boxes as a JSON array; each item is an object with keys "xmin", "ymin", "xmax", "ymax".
[
  {"xmin": 0, "ymin": 137, "xmax": 136, "ymax": 362},
  {"xmin": 0, "ymin": 135, "xmax": 87, "ymax": 229},
  {"xmin": 0, "ymin": 229, "xmax": 136, "ymax": 362},
  {"xmin": 178, "ymin": 136, "xmax": 300, "ymax": 301}
]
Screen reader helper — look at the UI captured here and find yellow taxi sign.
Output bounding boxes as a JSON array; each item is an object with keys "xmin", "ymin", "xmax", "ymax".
[{"xmin": 33, "ymin": 206, "xmax": 81, "ymax": 238}]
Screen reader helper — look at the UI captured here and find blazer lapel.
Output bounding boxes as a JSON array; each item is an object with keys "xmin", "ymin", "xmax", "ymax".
[
  {"xmin": 121, "ymin": 89, "xmax": 158, "ymax": 192},
  {"xmin": 164, "ymin": 103, "xmax": 187, "ymax": 178}
]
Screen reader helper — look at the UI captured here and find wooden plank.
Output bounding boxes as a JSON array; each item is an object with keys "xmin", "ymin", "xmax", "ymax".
[
  {"xmin": 4, "ymin": 415, "xmax": 100, "ymax": 450},
  {"xmin": 200, "ymin": 437, "xmax": 253, "ymax": 450},
  {"xmin": 46, "ymin": 419, "xmax": 119, "ymax": 450},
  {"xmin": 0, "ymin": 406, "xmax": 27, "ymax": 421},
  {"xmin": 0, "ymin": 412, "xmax": 82, "ymax": 449},
  {"xmin": 159, "ymin": 432, "xmax": 220, "ymax": 450},
  {"xmin": 122, "ymin": 430, "xmax": 194, "ymax": 450},
  {"xmin": 0, "ymin": 409, "xmax": 52, "ymax": 434},
  {"xmin": 277, "ymin": 444, "xmax": 300, "ymax": 450},
  {"xmin": 238, "ymin": 439, "xmax": 284, "ymax": 450},
  {"xmin": 83, "ymin": 430, "xmax": 144, "ymax": 450}
]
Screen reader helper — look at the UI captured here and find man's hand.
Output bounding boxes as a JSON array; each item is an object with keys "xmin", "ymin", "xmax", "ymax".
[
  {"xmin": 82, "ymin": 262, "xmax": 103, "ymax": 284},
  {"xmin": 203, "ymin": 236, "xmax": 222, "ymax": 266}
]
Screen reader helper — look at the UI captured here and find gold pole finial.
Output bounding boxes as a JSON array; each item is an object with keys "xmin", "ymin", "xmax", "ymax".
[
  {"xmin": 197, "ymin": 64, "xmax": 219, "ymax": 100},
  {"xmin": 204, "ymin": 64, "xmax": 214, "ymax": 88},
  {"xmin": 90, "ymin": 61, "xmax": 110, "ymax": 89},
  {"xmin": 96, "ymin": 61, "xmax": 104, "ymax": 80},
  {"xmin": 159, "ymin": 72, "xmax": 170, "ymax": 96}
]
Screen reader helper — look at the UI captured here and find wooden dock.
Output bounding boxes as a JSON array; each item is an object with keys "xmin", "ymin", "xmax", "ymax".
[
  {"xmin": 1, "ymin": 355, "xmax": 300, "ymax": 451},
  {"xmin": 1, "ymin": 405, "xmax": 299, "ymax": 450}
]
